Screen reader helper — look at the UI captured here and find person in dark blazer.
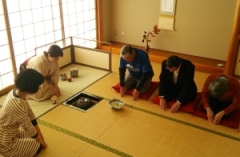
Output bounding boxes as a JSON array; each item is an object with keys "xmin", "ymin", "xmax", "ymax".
[{"xmin": 158, "ymin": 55, "xmax": 197, "ymax": 113}]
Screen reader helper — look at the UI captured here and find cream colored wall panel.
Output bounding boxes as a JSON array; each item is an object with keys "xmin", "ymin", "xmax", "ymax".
[
  {"xmin": 59, "ymin": 47, "xmax": 72, "ymax": 68},
  {"xmin": 108, "ymin": 0, "xmax": 237, "ymax": 60},
  {"xmin": 74, "ymin": 47, "xmax": 110, "ymax": 70}
]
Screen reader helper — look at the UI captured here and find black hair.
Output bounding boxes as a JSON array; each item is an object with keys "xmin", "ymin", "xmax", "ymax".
[
  {"xmin": 47, "ymin": 45, "xmax": 63, "ymax": 57},
  {"xmin": 166, "ymin": 55, "xmax": 181, "ymax": 68},
  {"xmin": 15, "ymin": 69, "xmax": 44, "ymax": 94}
]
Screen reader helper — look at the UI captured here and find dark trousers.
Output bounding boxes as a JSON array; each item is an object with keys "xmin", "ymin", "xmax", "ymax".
[
  {"xmin": 209, "ymin": 96, "xmax": 232, "ymax": 114},
  {"xmin": 124, "ymin": 74, "xmax": 152, "ymax": 94},
  {"xmin": 163, "ymin": 84, "xmax": 196, "ymax": 105}
]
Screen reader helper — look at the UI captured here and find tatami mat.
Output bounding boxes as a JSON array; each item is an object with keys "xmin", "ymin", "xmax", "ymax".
[
  {"xmin": 35, "ymin": 71, "xmax": 240, "ymax": 156},
  {"xmin": 1, "ymin": 53, "xmax": 240, "ymax": 157},
  {"xmin": 82, "ymin": 71, "xmax": 240, "ymax": 156},
  {"xmin": 37, "ymin": 96, "xmax": 240, "ymax": 157},
  {"xmin": 95, "ymin": 108, "xmax": 240, "ymax": 157},
  {"xmin": 79, "ymin": 146, "xmax": 120, "ymax": 157},
  {"xmin": 0, "ymin": 64, "xmax": 109, "ymax": 117},
  {"xmin": 39, "ymin": 101, "xmax": 131, "ymax": 140},
  {"xmin": 83, "ymin": 72, "xmax": 240, "ymax": 136},
  {"xmin": 38, "ymin": 103, "xmax": 133, "ymax": 156},
  {"xmin": 134, "ymin": 99, "xmax": 240, "ymax": 138},
  {"xmin": 36, "ymin": 124, "xmax": 90, "ymax": 157}
]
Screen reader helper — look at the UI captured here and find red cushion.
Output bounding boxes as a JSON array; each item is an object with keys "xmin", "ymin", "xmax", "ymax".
[
  {"xmin": 112, "ymin": 82, "xmax": 159, "ymax": 100},
  {"xmin": 193, "ymin": 104, "xmax": 240, "ymax": 128},
  {"xmin": 151, "ymin": 92, "xmax": 202, "ymax": 113}
]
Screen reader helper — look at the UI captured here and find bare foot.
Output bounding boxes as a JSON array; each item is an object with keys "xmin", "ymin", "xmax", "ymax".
[{"xmin": 51, "ymin": 95, "xmax": 58, "ymax": 104}]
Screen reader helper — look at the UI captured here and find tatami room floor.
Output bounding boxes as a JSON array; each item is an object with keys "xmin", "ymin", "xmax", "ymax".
[
  {"xmin": 0, "ymin": 64, "xmax": 110, "ymax": 118},
  {"xmin": 1, "ymin": 53, "xmax": 240, "ymax": 157}
]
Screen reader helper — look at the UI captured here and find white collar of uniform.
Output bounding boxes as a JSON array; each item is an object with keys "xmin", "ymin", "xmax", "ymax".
[{"xmin": 174, "ymin": 66, "xmax": 180, "ymax": 74}]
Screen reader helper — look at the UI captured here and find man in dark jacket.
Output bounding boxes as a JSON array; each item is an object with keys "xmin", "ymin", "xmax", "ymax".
[{"xmin": 158, "ymin": 55, "xmax": 197, "ymax": 113}]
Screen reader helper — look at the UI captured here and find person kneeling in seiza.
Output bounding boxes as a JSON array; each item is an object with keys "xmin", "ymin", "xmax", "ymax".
[
  {"xmin": 158, "ymin": 55, "xmax": 197, "ymax": 113},
  {"xmin": 202, "ymin": 74, "xmax": 240, "ymax": 124}
]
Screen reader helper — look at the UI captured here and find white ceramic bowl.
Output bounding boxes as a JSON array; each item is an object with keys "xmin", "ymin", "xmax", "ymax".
[{"xmin": 109, "ymin": 99, "xmax": 124, "ymax": 110}]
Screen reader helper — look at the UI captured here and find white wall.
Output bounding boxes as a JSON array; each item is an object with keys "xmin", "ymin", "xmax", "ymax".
[{"xmin": 102, "ymin": 0, "xmax": 237, "ymax": 61}]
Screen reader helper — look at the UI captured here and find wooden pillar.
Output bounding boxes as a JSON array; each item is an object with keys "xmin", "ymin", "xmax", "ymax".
[
  {"xmin": 225, "ymin": 0, "xmax": 240, "ymax": 75},
  {"xmin": 96, "ymin": 0, "xmax": 102, "ymax": 48}
]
